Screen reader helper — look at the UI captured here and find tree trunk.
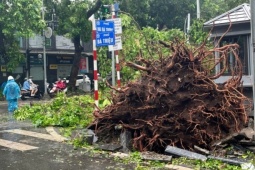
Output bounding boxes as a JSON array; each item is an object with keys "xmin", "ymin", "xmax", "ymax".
[
  {"xmin": 68, "ymin": 0, "xmax": 102, "ymax": 90},
  {"xmin": 0, "ymin": 24, "xmax": 6, "ymax": 60},
  {"xmin": 69, "ymin": 35, "xmax": 83, "ymax": 91}
]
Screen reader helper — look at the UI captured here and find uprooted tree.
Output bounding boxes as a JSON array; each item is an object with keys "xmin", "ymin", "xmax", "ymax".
[{"xmin": 90, "ymin": 39, "xmax": 250, "ymax": 153}]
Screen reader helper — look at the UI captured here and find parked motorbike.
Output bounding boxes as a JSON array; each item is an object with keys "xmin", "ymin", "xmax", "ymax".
[
  {"xmin": 20, "ymin": 85, "xmax": 44, "ymax": 100},
  {"xmin": 47, "ymin": 82, "xmax": 68, "ymax": 98}
]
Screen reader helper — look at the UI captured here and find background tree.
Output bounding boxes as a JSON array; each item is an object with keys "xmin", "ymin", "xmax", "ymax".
[
  {"xmin": 0, "ymin": 0, "xmax": 44, "ymax": 72},
  {"xmin": 52, "ymin": 0, "xmax": 103, "ymax": 90},
  {"xmin": 200, "ymin": 0, "xmax": 249, "ymax": 21},
  {"xmin": 119, "ymin": 0, "xmax": 150, "ymax": 28},
  {"xmin": 148, "ymin": 0, "xmax": 196, "ymax": 30},
  {"xmin": 120, "ymin": 0, "xmax": 249, "ymax": 31},
  {"xmin": 120, "ymin": 0, "xmax": 197, "ymax": 30},
  {"xmin": 225, "ymin": 0, "xmax": 249, "ymax": 9},
  {"xmin": 189, "ymin": 19, "xmax": 208, "ymax": 45}
]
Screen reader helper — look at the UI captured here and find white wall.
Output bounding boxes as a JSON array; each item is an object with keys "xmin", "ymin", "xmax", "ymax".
[{"xmin": 28, "ymin": 35, "xmax": 75, "ymax": 50}]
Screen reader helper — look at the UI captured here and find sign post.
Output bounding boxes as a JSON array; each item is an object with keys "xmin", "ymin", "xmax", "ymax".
[
  {"xmin": 107, "ymin": 5, "xmax": 122, "ymax": 88},
  {"xmin": 93, "ymin": 19, "xmax": 115, "ymax": 108}
]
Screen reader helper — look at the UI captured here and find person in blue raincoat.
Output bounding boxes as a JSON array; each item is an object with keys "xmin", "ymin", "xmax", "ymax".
[{"xmin": 3, "ymin": 76, "xmax": 20, "ymax": 113}]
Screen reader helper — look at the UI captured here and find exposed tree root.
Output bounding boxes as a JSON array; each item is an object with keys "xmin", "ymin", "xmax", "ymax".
[{"xmin": 90, "ymin": 39, "xmax": 250, "ymax": 153}]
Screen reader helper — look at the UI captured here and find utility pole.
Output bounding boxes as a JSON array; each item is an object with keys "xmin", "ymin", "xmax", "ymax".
[
  {"xmin": 42, "ymin": 1, "xmax": 47, "ymax": 95},
  {"xmin": 250, "ymin": 0, "xmax": 255, "ymax": 131},
  {"xmin": 197, "ymin": 0, "xmax": 200, "ymax": 19},
  {"xmin": 184, "ymin": 13, "xmax": 190, "ymax": 43},
  {"xmin": 25, "ymin": 37, "xmax": 29, "ymax": 78},
  {"xmin": 187, "ymin": 13, "xmax": 190, "ymax": 43},
  {"xmin": 111, "ymin": 4, "xmax": 116, "ymax": 87}
]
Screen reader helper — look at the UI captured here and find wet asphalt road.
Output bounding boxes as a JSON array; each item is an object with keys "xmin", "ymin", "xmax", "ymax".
[{"xmin": 0, "ymin": 99, "xmax": 135, "ymax": 170}]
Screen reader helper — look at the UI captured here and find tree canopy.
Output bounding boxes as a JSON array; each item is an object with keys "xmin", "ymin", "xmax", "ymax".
[
  {"xmin": 0, "ymin": 0, "xmax": 44, "ymax": 71},
  {"xmin": 120, "ymin": 0, "xmax": 249, "ymax": 30}
]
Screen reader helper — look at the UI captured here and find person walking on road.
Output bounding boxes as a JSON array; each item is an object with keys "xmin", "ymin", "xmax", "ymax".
[{"xmin": 3, "ymin": 76, "xmax": 20, "ymax": 113}]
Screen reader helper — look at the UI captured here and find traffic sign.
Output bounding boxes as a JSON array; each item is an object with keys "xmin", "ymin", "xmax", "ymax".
[
  {"xmin": 96, "ymin": 32, "xmax": 115, "ymax": 47},
  {"xmin": 96, "ymin": 20, "xmax": 115, "ymax": 47},
  {"xmin": 96, "ymin": 20, "xmax": 114, "ymax": 33},
  {"xmin": 106, "ymin": 18, "xmax": 122, "ymax": 34},
  {"xmin": 108, "ymin": 35, "xmax": 122, "ymax": 51}
]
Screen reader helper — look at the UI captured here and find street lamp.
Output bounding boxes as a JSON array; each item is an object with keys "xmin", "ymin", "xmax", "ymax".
[
  {"xmin": 41, "ymin": 3, "xmax": 57, "ymax": 95},
  {"xmin": 41, "ymin": 2, "xmax": 47, "ymax": 95}
]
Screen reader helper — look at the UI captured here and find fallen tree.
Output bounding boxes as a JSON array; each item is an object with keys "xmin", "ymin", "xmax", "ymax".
[{"xmin": 90, "ymin": 39, "xmax": 250, "ymax": 153}]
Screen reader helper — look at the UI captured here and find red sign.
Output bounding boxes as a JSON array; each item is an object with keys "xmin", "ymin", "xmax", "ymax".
[{"xmin": 79, "ymin": 58, "xmax": 88, "ymax": 73}]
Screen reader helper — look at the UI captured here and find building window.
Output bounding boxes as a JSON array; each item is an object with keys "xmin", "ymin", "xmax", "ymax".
[{"xmin": 219, "ymin": 35, "xmax": 249, "ymax": 75}]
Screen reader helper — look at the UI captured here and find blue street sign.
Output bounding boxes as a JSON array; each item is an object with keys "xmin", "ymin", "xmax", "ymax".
[
  {"xmin": 96, "ymin": 20, "xmax": 115, "ymax": 47},
  {"xmin": 96, "ymin": 32, "xmax": 115, "ymax": 46}
]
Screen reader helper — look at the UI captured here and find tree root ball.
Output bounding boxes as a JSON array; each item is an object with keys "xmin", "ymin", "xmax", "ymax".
[{"xmin": 90, "ymin": 40, "xmax": 250, "ymax": 153}]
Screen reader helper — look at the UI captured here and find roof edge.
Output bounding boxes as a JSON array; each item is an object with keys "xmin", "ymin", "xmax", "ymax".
[{"xmin": 204, "ymin": 3, "xmax": 250, "ymax": 26}]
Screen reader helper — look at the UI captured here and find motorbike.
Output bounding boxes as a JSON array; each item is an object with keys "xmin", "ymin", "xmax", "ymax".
[
  {"xmin": 20, "ymin": 85, "xmax": 44, "ymax": 100},
  {"xmin": 47, "ymin": 82, "xmax": 68, "ymax": 98}
]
